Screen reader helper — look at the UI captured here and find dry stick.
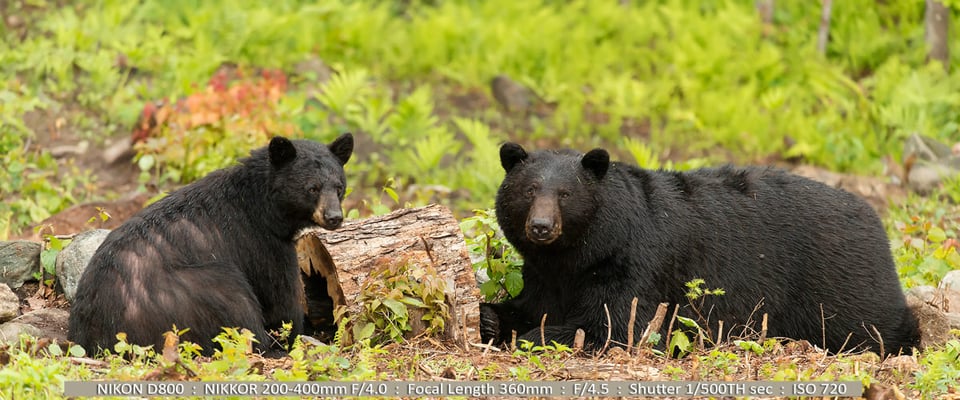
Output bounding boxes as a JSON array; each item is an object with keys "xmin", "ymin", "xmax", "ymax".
[
  {"xmin": 823, "ymin": 332, "xmax": 854, "ymax": 365},
  {"xmin": 816, "ymin": 0, "xmax": 833, "ymax": 56},
  {"xmin": 639, "ymin": 303, "xmax": 669, "ymax": 353},
  {"xmin": 540, "ymin": 314, "xmax": 548, "ymax": 347},
  {"xmin": 665, "ymin": 304, "xmax": 681, "ymax": 353},
  {"xmin": 871, "ymin": 325, "xmax": 885, "ymax": 359},
  {"xmin": 716, "ymin": 320, "xmax": 724, "ymax": 346},
  {"xmin": 599, "ymin": 304, "xmax": 613, "ymax": 355},
  {"xmin": 510, "ymin": 330, "xmax": 517, "ymax": 352},
  {"xmin": 759, "ymin": 313, "xmax": 768, "ymax": 344},
  {"xmin": 573, "ymin": 329, "xmax": 585, "ymax": 353},
  {"xmin": 925, "ymin": 0, "xmax": 950, "ymax": 70},
  {"xmin": 626, "ymin": 297, "xmax": 639, "ymax": 352}
]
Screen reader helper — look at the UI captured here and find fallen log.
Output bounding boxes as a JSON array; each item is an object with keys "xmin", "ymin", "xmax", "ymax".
[{"xmin": 296, "ymin": 204, "xmax": 481, "ymax": 347}]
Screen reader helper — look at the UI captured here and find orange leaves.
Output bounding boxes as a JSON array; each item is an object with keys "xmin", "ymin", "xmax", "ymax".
[
  {"xmin": 132, "ymin": 67, "xmax": 298, "ymax": 183},
  {"xmin": 133, "ymin": 67, "xmax": 293, "ymax": 143}
]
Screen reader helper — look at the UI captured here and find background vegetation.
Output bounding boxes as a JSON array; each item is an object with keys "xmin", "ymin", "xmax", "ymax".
[{"xmin": 2, "ymin": 0, "xmax": 960, "ymax": 398}]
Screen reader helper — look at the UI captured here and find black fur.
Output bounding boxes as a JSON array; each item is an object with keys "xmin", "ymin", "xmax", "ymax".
[
  {"xmin": 482, "ymin": 142, "xmax": 920, "ymax": 355},
  {"xmin": 68, "ymin": 134, "xmax": 353, "ymax": 356}
]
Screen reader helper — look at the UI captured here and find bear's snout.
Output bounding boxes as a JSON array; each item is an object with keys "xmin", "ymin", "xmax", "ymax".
[
  {"xmin": 313, "ymin": 207, "xmax": 343, "ymax": 230},
  {"xmin": 313, "ymin": 193, "xmax": 345, "ymax": 230},
  {"xmin": 525, "ymin": 197, "xmax": 562, "ymax": 244},
  {"xmin": 527, "ymin": 217, "xmax": 558, "ymax": 243}
]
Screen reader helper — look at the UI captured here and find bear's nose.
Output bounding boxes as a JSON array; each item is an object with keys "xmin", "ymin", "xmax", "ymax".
[
  {"xmin": 324, "ymin": 212, "xmax": 343, "ymax": 228},
  {"xmin": 528, "ymin": 218, "xmax": 554, "ymax": 240}
]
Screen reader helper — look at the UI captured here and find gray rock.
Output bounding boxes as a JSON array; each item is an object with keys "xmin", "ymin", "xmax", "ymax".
[
  {"xmin": 906, "ymin": 285, "xmax": 936, "ymax": 304},
  {"xmin": 0, "ymin": 240, "xmax": 41, "ymax": 288},
  {"xmin": 55, "ymin": 229, "xmax": 110, "ymax": 301},
  {"xmin": 0, "ymin": 322, "xmax": 42, "ymax": 343},
  {"xmin": 491, "ymin": 74, "xmax": 533, "ymax": 114},
  {"xmin": 8, "ymin": 308, "xmax": 70, "ymax": 342},
  {"xmin": 942, "ymin": 270, "xmax": 960, "ymax": 292},
  {"xmin": 0, "ymin": 283, "xmax": 18, "ymax": 323}
]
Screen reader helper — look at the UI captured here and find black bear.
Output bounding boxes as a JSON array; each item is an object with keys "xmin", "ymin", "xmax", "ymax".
[
  {"xmin": 68, "ymin": 134, "xmax": 353, "ymax": 356},
  {"xmin": 480, "ymin": 142, "xmax": 920, "ymax": 355}
]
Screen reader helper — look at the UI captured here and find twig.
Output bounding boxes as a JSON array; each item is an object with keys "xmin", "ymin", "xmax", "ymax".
[
  {"xmin": 716, "ymin": 320, "xmax": 724, "ymax": 346},
  {"xmin": 816, "ymin": 0, "xmax": 833, "ymax": 55},
  {"xmin": 665, "ymin": 304, "xmax": 680, "ymax": 354},
  {"xmin": 639, "ymin": 303, "xmax": 668, "ymax": 351},
  {"xmin": 573, "ymin": 329, "xmax": 585, "ymax": 353},
  {"xmin": 599, "ymin": 304, "xmax": 612, "ymax": 355},
  {"xmin": 626, "ymin": 297, "xmax": 638, "ymax": 352},
  {"xmin": 540, "ymin": 314, "xmax": 548, "ymax": 347},
  {"xmin": 760, "ymin": 313, "xmax": 768, "ymax": 343},
  {"xmin": 870, "ymin": 324, "xmax": 885, "ymax": 359}
]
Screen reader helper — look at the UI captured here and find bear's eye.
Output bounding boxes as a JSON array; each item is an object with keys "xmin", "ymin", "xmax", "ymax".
[
  {"xmin": 308, "ymin": 186, "xmax": 320, "ymax": 195},
  {"xmin": 525, "ymin": 186, "xmax": 536, "ymax": 198},
  {"xmin": 558, "ymin": 190, "xmax": 571, "ymax": 200}
]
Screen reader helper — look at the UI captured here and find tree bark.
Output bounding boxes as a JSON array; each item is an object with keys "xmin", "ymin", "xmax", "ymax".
[
  {"xmin": 926, "ymin": 0, "xmax": 950, "ymax": 71},
  {"xmin": 817, "ymin": 0, "xmax": 833, "ymax": 56},
  {"xmin": 296, "ymin": 204, "xmax": 481, "ymax": 347}
]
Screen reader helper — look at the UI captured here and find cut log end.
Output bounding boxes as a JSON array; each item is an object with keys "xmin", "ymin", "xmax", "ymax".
[{"xmin": 296, "ymin": 204, "xmax": 481, "ymax": 346}]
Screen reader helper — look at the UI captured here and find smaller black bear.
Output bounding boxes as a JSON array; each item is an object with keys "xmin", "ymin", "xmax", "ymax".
[
  {"xmin": 68, "ymin": 134, "xmax": 353, "ymax": 356},
  {"xmin": 481, "ymin": 142, "xmax": 920, "ymax": 355}
]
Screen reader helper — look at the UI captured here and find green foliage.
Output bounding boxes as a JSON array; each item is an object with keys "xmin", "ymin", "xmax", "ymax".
[
  {"xmin": 274, "ymin": 337, "xmax": 378, "ymax": 381},
  {"xmin": 36, "ymin": 235, "xmax": 66, "ymax": 286},
  {"xmin": 684, "ymin": 278, "xmax": 726, "ymax": 301},
  {"xmin": 697, "ymin": 349, "xmax": 740, "ymax": 378},
  {"xmin": 0, "ymin": 336, "xmax": 92, "ymax": 399},
  {"xmin": 623, "ymin": 137, "xmax": 708, "ymax": 171},
  {"xmin": 665, "ymin": 279, "xmax": 727, "ymax": 357},
  {"xmin": 460, "ymin": 209, "xmax": 524, "ymax": 301},
  {"xmin": 887, "ymin": 193, "xmax": 960, "ymax": 288},
  {"xmin": 912, "ymin": 339, "xmax": 960, "ymax": 398},
  {"xmin": 352, "ymin": 258, "xmax": 450, "ymax": 345},
  {"xmin": 511, "ymin": 340, "xmax": 572, "ymax": 376}
]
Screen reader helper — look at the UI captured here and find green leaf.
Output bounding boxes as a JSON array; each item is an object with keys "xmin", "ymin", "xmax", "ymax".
[
  {"xmin": 734, "ymin": 340, "xmax": 764, "ymax": 355},
  {"xmin": 399, "ymin": 297, "xmax": 426, "ymax": 308},
  {"xmin": 68, "ymin": 344, "xmax": 86, "ymax": 357},
  {"xmin": 479, "ymin": 280, "xmax": 500, "ymax": 299},
  {"xmin": 137, "ymin": 154, "xmax": 155, "ymax": 171},
  {"xmin": 382, "ymin": 298, "xmax": 408, "ymax": 319},
  {"xmin": 355, "ymin": 322, "xmax": 375, "ymax": 341},
  {"xmin": 40, "ymin": 249, "xmax": 58, "ymax": 275},
  {"xmin": 928, "ymin": 227, "xmax": 947, "ymax": 243},
  {"xmin": 504, "ymin": 271, "xmax": 524, "ymax": 298},
  {"xmin": 669, "ymin": 330, "xmax": 692, "ymax": 357},
  {"xmin": 675, "ymin": 315, "xmax": 700, "ymax": 329}
]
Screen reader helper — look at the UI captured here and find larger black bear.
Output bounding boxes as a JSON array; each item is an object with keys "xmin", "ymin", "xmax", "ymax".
[
  {"xmin": 68, "ymin": 134, "xmax": 353, "ymax": 356},
  {"xmin": 481, "ymin": 142, "xmax": 920, "ymax": 355}
]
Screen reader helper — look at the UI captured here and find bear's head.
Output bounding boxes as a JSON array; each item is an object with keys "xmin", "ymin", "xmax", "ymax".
[
  {"xmin": 267, "ymin": 133, "xmax": 353, "ymax": 232},
  {"xmin": 495, "ymin": 142, "xmax": 609, "ymax": 250}
]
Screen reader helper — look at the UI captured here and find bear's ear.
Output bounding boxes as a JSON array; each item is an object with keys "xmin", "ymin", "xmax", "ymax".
[
  {"xmin": 500, "ymin": 142, "xmax": 528, "ymax": 172},
  {"xmin": 581, "ymin": 148, "xmax": 610, "ymax": 179},
  {"xmin": 269, "ymin": 136, "xmax": 297, "ymax": 166},
  {"xmin": 328, "ymin": 133, "xmax": 354, "ymax": 166}
]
